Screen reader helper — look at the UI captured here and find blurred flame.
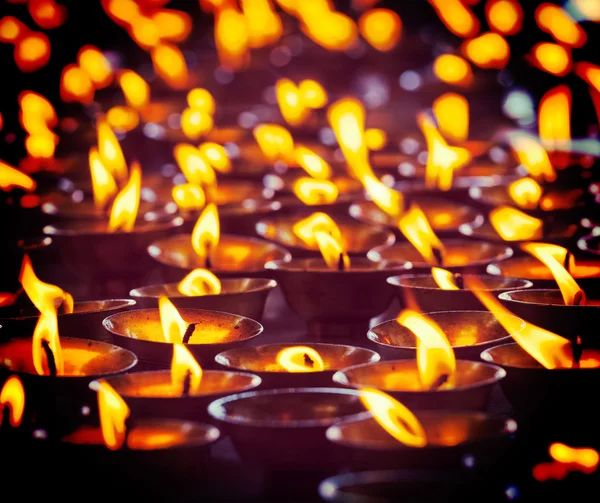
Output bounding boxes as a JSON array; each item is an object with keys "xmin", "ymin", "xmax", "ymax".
[
  {"xmin": 89, "ymin": 147, "xmax": 117, "ymax": 210},
  {"xmin": 14, "ymin": 32, "xmax": 51, "ymax": 72},
  {"xmin": 505, "ymin": 131, "xmax": 556, "ymax": 182},
  {"xmin": 431, "ymin": 267, "xmax": 459, "ymax": 290},
  {"xmin": 152, "ymin": 8, "xmax": 192, "ymax": 43},
  {"xmin": 178, "ymin": 268, "xmax": 222, "ymax": 296},
  {"xmin": 293, "ymin": 177, "xmax": 338, "ymax": 205},
  {"xmin": 570, "ymin": 0, "xmax": 600, "ymax": 21},
  {"xmin": 485, "ymin": 0, "xmax": 523, "ymax": 35},
  {"xmin": 78, "ymin": 45, "xmax": 112, "ymax": 88},
  {"xmin": 181, "ymin": 108, "xmax": 214, "ymax": 140},
  {"xmin": 298, "ymin": 80, "xmax": 328, "ymax": 108},
  {"xmin": 253, "ymin": 124, "xmax": 295, "ymax": 164},
  {"xmin": 489, "ymin": 206, "xmax": 543, "ymax": 241},
  {"xmin": 19, "ymin": 91, "xmax": 57, "ymax": 160},
  {"xmin": 171, "ymin": 344, "xmax": 202, "ymax": 394},
  {"xmin": 462, "ymin": 32, "xmax": 510, "ymax": 69},
  {"xmin": 215, "ymin": 6, "xmax": 249, "ymax": 70},
  {"xmin": 358, "ymin": 8, "xmax": 402, "ymax": 52},
  {"xmin": 536, "ymin": 4, "xmax": 587, "ymax": 48},
  {"xmin": 276, "ymin": 79, "xmax": 307, "ymax": 126},
  {"xmin": 433, "ymin": 54, "xmax": 473, "ymax": 86},
  {"xmin": 315, "ymin": 231, "xmax": 350, "ymax": 270},
  {"xmin": 508, "ymin": 177, "xmax": 542, "ymax": 209},
  {"xmin": 297, "ymin": 2, "xmax": 358, "ymax": 51},
  {"xmin": 521, "ymin": 243, "xmax": 586, "ymax": 306},
  {"xmin": 174, "ymin": 144, "xmax": 216, "ymax": 186},
  {"xmin": 172, "ymin": 183, "xmax": 206, "ymax": 211},
  {"xmin": 427, "ymin": 0, "xmax": 479, "ymax": 38},
  {"xmin": 151, "ymin": 43, "xmax": 188, "ymax": 89},
  {"xmin": 433, "ymin": 93, "xmax": 468, "ymax": 143},
  {"xmin": 106, "ymin": 106, "xmax": 139, "ymax": 132},
  {"xmin": 365, "ymin": 128, "xmax": 387, "ymax": 150},
  {"xmin": 292, "ymin": 212, "xmax": 342, "ymax": 248},
  {"xmin": 363, "ymin": 174, "xmax": 404, "ymax": 217},
  {"xmin": 397, "ymin": 309, "xmax": 456, "ymax": 390},
  {"xmin": 191, "ymin": 203, "xmax": 220, "ymax": 266},
  {"xmin": 60, "ymin": 64, "xmax": 94, "ymax": 104},
  {"xmin": 159, "ymin": 296, "xmax": 187, "ymax": 343},
  {"xmin": 187, "ymin": 88, "xmax": 215, "ymax": 115},
  {"xmin": 575, "ymin": 62, "xmax": 600, "ymax": 93},
  {"xmin": 294, "ymin": 146, "xmax": 332, "ymax": 179},
  {"xmin": 0, "ymin": 160, "xmax": 37, "ymax": 192},
  {"xmin": 108, "ymin": 161, "xmax": 141, "ymax": 233},
  {"xmin": 118, "ymin": 70, "xmax": 150, "ymax": 110},
  {"xmin": 94, "ymin": 380, "xmax": 130, "ymax": 450},
  {"xmin": 0, "ymin": 16, "xmax": 26, "ymax": 43},
  {"xmin": 242, "ymin": 0, "xmax": 282, "ymax": 49},
  {"xmin": 530, "ymin": 42, "xmax": 571, "ymax": 76},
  {"xmin": 398, "ymin": 204, "xmax": 445, "ymax": 266},
  {"xmin": 276, "ymin": 346, "xmax": 325, "ymax": 372},
  {"xmin": 550, "ymin": 443, "xmax": 599, "ymax": 473},
  {"xmin": 0, "ymin": 376, "xmax": 25, "ymax": 428},
  {"xmin": 97, "ymin": 116, "xmax": 127, "ymax": 182},
  {"xmin": 198, "ymin": 143, "xmax": 230, "ymax": 173},
  {"xmin": 539, "ymin": 85, "xmax": 571, "ymax": 151}
]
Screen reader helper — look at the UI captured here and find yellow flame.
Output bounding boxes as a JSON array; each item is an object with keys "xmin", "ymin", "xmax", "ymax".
[
  {"xmin": 397, "ymin": 309, "xmax": 456, "ymax": 390},
  {"xmin": 297, "ymin": 3, "xmax": 358, "ymax": 51},
  {"xmin": 506, "ymin": 131, "xmax": 556, "ymax": 182},
  {"xmin": 462, "ymin": 32, "xmax": 510, "ymax": 69},
  {"xmin": 191, "ymin": 203, "xmax": 220, "ymax": 266},
  {"xmin": 365, "ymin": 128, "xmax": 387, "ymax": 151},
  {"xmin": 358, "ymin": 8, "xmax": 402, "ymax": 52},
  {"xmin": 118, "ymin": 70, "xmax": 150, "ymax": 110},
  {"xmin": 363, "ymin": 174, "xmax": 404, "ymax": 217},
  {"xmin": 298, "ymin": 79, "xmax": 328, "ymax": 108},
  {"xmin": 508, "ymin": 178, "xmax": 542, "ymax": 209},
  {"xmin": 360, "ymin": 387, "xmax": 427, "ymax": 447},
  {"xmin": 198, "ymin": 143, "xmax": 231, "ymax": 173},
  {"xmin": 32, "ymin": 312, "xmax": 64, "ymax": 376},
  {"xmin": 97, "ymin": 116, "xmax": 127, "ymax": 182},
  {"xmin": 242, "ymin": 0, "xmax": 283, "ymax": 49},
  {"xmin": 427, "ymin": 0, "xmax": 479, "ymax": 38},
  {"xmin": 152, "ymin": 9, "xmax": 192, "ymax": 43},
  {"xmin": 89, "ymin": 147, "xmax": 118, "ymax": 210},
  {"xmin": 276, "ymin": 346, "xmax": 326, "ymax": 372},
  {"xmin": 151, "ymin": 43, "xmax": 188, "ymax": 89},
  {"xmin": 25, "ymin": 134, "xmax": 55, "ymax": 159},
  {"xmin": 530, "ymin": 42, "xmax": 571, "ymax": 76},
  {"xmin": 489, "ymin": 206, "xmax": 543, "ymax": 241},
  {"xmin": 108, "ymin": 161, "xmax": 141, "ymax": 233},
  {"xmin": 433, "ymin": 93, "xmax": 469, "ymax": 144},
  {"xmin": 215, "ymin": 6, "xmax": 249, "ymax": 70},
  {"xmin": 159, "ymin": 296, "xmax": 187, "ymax": 344},
  {"xmin": 20, "ymin": 255, "xmax": 73, "ymax": 316},
  {"xmin": 550, "ymin": 443, "xmax": 599, "ymax": 472},
  {"xmin": 0, "ymin": 160, "xmax": 36, "ymax": 192},
  {"xmin": 433, "ymin": 54, "xmax": 473, "ymax": 86},
  {"xmin": 486, "ymin": 0, "xmax": 523, "ymax": 35},
  {"xmin": 106, "ymin": 106, "xmax": 139, "ymax": 132},
  {"xmin": 253, "ymin": 124, "xmax": 295, "ymax": 164},
  {"xmin": 174, "ymin": 144, "xmax": 216, "ymax": 186},
  {"xmin": 294, "ymin": 146, "xmax": 332, "ymax": 179},
  {"xmin": 276, "ymin": 79, "xmax": 307, "ymax": 126},
  {"xmin": 171, "ymin": 343, "xmax": 202, "ymax": 394},
  {"xmin": 172, "ymin": 184, "xmax": 206, "ymax": 211},
  {"xmin": 398, "ymin": 204, "xmax": 445, "ymax": 266},
  {"xmin": 181, "ymin": 108, "xmax": 214, "ymax": 140},
  {"xmin": 94, "ymin": 380, "xmax": 130, "ymax": 450},
  {"xmin": 293, "ymin": 177, "xmax": 339, "ymax": 206},
  {"xmin": 315, "ymin": 231, "xmax": 350, "ymax": 270},
  {"xmin": 78, "ymin": 46, "xmax": 112, "ymax": 88},
  {"xmin": 536, "ymin": 4, "xmax": 587, "ymax": 48},
  {"xmin": 0, "ymin": 376, "xmax": 25, "ymax": 428},
  {"xmin": 187, "ymin": 88, "xmax": 215, "ymax": 115},
  {"xmin": 575, "ymin": 62, "xmax": 600, "ymax": 93},
  {"xmin": 60, "ymin": 64, "xmax": 94, "ymax": 104},
  {"xmin": 521, "ymin": 243, "xmax": 586, "ymax": 306},
  {"xmin": 292, "ymin": 213, "xmax": 343, "ymax": 248},
  {"xmin": 431, "ymin": 267, "xmax": 459, "ymax": 290},
  {"xmin": 178, "ymin": 268, "xmax": 222, "ymax": 296},
  {"xmin": 539, "ymin": 85, "xmax": 571, "ymax": 151}
]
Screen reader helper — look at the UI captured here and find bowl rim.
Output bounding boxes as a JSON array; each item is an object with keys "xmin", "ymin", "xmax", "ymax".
[
  {"xmin": 0, "ymin": 299, "xmax": 137, "ymax": 322},
  {"xmin": 129, "ymin": 278, "xmax": 278, "ymax": 299},
  {"xmin": 207, "ymin": 386, "xmax": 371, "ymax": 427},
  {"xmin": 498, "ymin": 288, "xmax": 599, "ymax": 310},
  {"xmin": 43, "ymin": 216, "xmax": 184, "ymax": 237},
  {"xmin": 265, "ymin": 257, "xmax": 411, "ymax": 274},
  {"xmin": 386, "ymin": 274, "xmax": 533, "ymax": 291},
  {"xmin": 458, "ymin": 219, "xmax": 578, "ymax": 242},
  {"xmin": 486, "ymin": 257, "xmax": 600, "ymax": 280}
]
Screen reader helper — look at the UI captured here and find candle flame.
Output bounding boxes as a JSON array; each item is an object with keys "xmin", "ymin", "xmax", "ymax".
[
  {"xmin": 188, "ymin": 88, "xmax": 215, "ymax": 114},
  {"xmin": 292, "ymin": 212, "xmax": 343, "ymax": 248},
  {"xmin": 118, "ymin": 69, "xmax": 149, "ymax": 110},
  {"xmin": 93, "ymin": 380, "xmax": 130, "ymax": 450},
  {"xmin": 365, "ymin": 128, "xmax": 387, "ymax": 151},
  {"xmin": 358, "ymin": 8, "xmax": 402, "ymax": 52},
  {"xmin": 427, "ymin": 0, "xmax": 479, "ymax": 38},
  {"xmin": 181, "ymin": 108, "xmax": 214, "ymax": 140},
  {"xmin": 276, "ymin": 346, "xmax": 325, "ymax": 372},
  {"xmin": 362, "ymin": 174, "xmax": 404, "ymax": 217},
  {"xmin": 174, "ymin": 143, "xmax": 216, "ymax": 186},
  {"xmin": 489, "ymin": 206, "xmax": 543, "ymax": 241},
  {"xmin": 108, "ymin": 161, "xmax": 141, "ymax": 233},
  {"xmin": 159, "ymin": 296, "xmax": 187, "ymax": 343},
  {"xmin": 505, "ymin": 131, "xmax": 556, "ymax": 182},
  {"xmin": 106, "ymin": 106, "xmax": 139, "ymax": 132},
  {"xmin": 539, "ymin": 85, "xmax": 571, "ymax": 152},
  {"xmin": 485, "ymin": 0, "xmax": 523, "ymax": 35},
  {"xmin": 432, "ymin": 93, "xmax": 469, "ymax": 144},
  {"xmin": 521, "ymin": 243, "xmax": 586, "ymax": 306},
  {"xmin": 28, "ymin": 0, "xmax": 66, "ymax": 29},
  {"xmin": 276, "ymin": 79, "xmax": 306, "ymax": 127},
  {"xmin": 60, "ymin": 64, "xmax": 95, "ymax": 104},
  {"xmin": 462, "ymin": 31, "xmax": 510, "ymax": 69},
  {"xmin": 198, "ymin": 143, "xmax": 230, "ymax": 173},
  {"xmin": 151, "ymin": 42, "xmax": 188, "ymax": 89},
  {"xmin": 152, "ymin": 8, "xmax": 192, "ymax": 43},
  {"xmin": 296, "ymin": 2, "xmax": 358, "ymax": 51},
  {"xmin": 172, "ymin": 183, "xmax": 206, "ymax": 211},
  {"xmin": 0, "ymin": 159, "xmax": 36, "ymax": 192},
  {"xmin": 293, "ymin": 177, "xmax": 339, "ymax": 206},
  {"xmin": 191, "ymin": 203, "xmax": 220, "ymax": 267},
  {"xmin": 97, "ymin": 116, "xmax": 127, "ymax": 182},
  {"xmin": 529, "ymin": 42, "xmax": 571, "ymax": 76},
  {"xmin": 89, "ymin": 147, "xmax": 118, "ymax": 210},
  {"xmin": 550, "ymin": 443, "xmax": 599, "ymax": 473},
  {"xmin": 242, "ymin": 0, "xmax": 283, "ymax": 49},
  {"xmin": 315, "ymin": 231, "xmax": 350, "ymax": 270},
  {"xmin": 359, "ymin": 388, "xmax": 427, "ymax": 447},
  {"xmin": 178, "ymin": 268, "xmax": 222, "ymax": 296},
  {"xmin": 253, "ymin": 124, "xmax": 295, "ymax": 164},
  {"xmin": 15, "ymin": 32, "xmax": 51, "ymax": 72},
  {"xmin": 215, "ymin": 5, "xmax": 249, "ymax": 70},
  {"xmin": 294, "ymin": 146, "xmax": 332, "ymax": 179},
  {"xmin": 508, "ymin": 177, "xmax": 542, "ymax": 209},
  {"xmin": 431, "ymin": 267, "xmax": 459, "ymax": 290},
  {"xmin": 78, "ymin": 45, "xmax": 112, "ymax": 88},
  {"xmin": 19, "ymin": 91, "xmax": 57, "ymax": 160},
  {"xmin": 398, "ymin": 204, "xmax": 446, "ymax": 266},
  {"xmin": 171, "ymin": 343, "xmax": 202, "ymax": 394},
  {"xmin": 0, "ymin": 376, "xmax": 25, "ymax": 428},
  {"xmin": 0, "ymin": 16, "xmax": 26, "ymax": 43},
  {"xmin": 535, "ymin": 4, "xmax": 587, "ymax": 48},
  {"xmin": 433, "ymin": 54, "xmax": 473, "ymax": 86}
]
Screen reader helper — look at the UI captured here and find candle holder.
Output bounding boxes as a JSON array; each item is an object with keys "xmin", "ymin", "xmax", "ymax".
[
  {"xmin": 265, "ymin": 258, "xmax": 407, "ymax": 340},
  {"xmin": 326, "ymin": 411, "xmax": 514, "ymax": 470},
  {"xmin": 333, "ymin": 359, "xmax": 505, "ymax": 411},
  {"xmin": 207, "ymin": 387, "xmax": 370, "ymax": 470},
  {"xmin": 350, "ymin": 198, "xmax": 484, "ymax": 237},
  {"xmin": 102, "ymin": 308, "xmax": 263, "ymax": 368},
  {"xmin": 459, "ymin": 220, "xmax": 577, "ymax": 244},
  {"xmin": 130, "ymin": 278, "xmax": 276, "ymax": 321},
  {"xmin": 99, "ymin": 370, "xmax": 261, "ymax": 422},
  {"xmin": 386, "ymin": 274, "xmax": 532, "ymax": 313},
  {"xmin": 0, "ymin": 299, "xmax": 136, "ymax": 341},
  {"xmin": 368, "ymin": 311, "xmax": 524, "ymax": 360},
  {"xmin": 148, "ymin": 233, "xmax": 291, "ymax": 280},
  {"xmin": 43, "ymin": 216, "xmax": 184, "ymax": 281},
  {"xmin": 498, "ymin": 289, "xmax": 600, "ymax": 347},
  {"xmin": 275, "ymin": 191, "xmax": 360, "ymax": 215},
  {"xmin": 215, "ymin": 342, "xmax": 380, "ymax": 388},
  {"xmin": 368, "ymin": 239, "xmax": 513, "ymax": 273},
  {"xmin": 256, "ymin": 214, "xmax": 395, "ymax": 258}
]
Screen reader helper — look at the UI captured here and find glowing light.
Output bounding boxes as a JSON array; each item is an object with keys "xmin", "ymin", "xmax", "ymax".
[
  {"xmin": 28, "ymin": 0, "xmax": 66, "ymax": 29},
  {"xmin": 365, "ymin": 129, "xmax": 387, "ymax": 150},
  {"xmin": 433, "ymin": 93, "xmax": 469, "ymax": 143},
  {"xmin": 181, "ymin": 108, "xmax": 214, "ymax": 140},
  {"xmin": 508, "ymin": 177, "xmax": 542, "ymax": 209},
  {"xmin": 292, "ymin": 212, "xmax": 343, "ymax": 248},
  {"xmin": 575, "ymin": 62, "xmax": 600, "ymax": 93},
  {"xmin": 539, "ymin": 85, "xmax": 571, "ymax": 151},
  {"xmin": 276, "ymin": 346, "xmax": 325, "ymax": 372},
  {"xmin": 314, "ymin": 231, "xmax": 350, "ymax": 270},
  {"xmin": 362, "ymin": 174, "xmax": 404, "ymax": 217},
  {"xmin": 151, "ymin": 43, "xmax": 188, "ymax": 89},
  {"xmin": 214, "ymin": 6, "xmax": 249, "ymax": 70},
  {"xmin": 0, "ymin": 159, "xmax": 37, "ymax": 192},
  {"xmin": 550, "ymin": 443, "xmax": 599, "ymax": 473},
  {"xmin": 431, "ymin": 267, "xmax": 459, "ymax": 290},
  {"xmin": 293, "ymin": 177, "xmax": 339, "ymax": 206},
  {"xmin": 298, "ymin": 80, "xmax": 328, "ymax": 108},
  {"xmin": 108, "ymin": 161, "xmax": 141, "ymax": 233},
  {"xmin": 178, "ymin": 268, "xmax": 222, "ymax": 296},
  {"xmin": 198, "ymin": 143, "xmax": 230, "ymax": 173},
  {"xmin": 119, "ymin": 70, "xmax": 150, "ymax": 110},
  {"xmin": 358, "ymin": 8, "xmax": 402, "ymax": 52},
  {"xmin": 398, "ymin": 204, "xmax": 445, "ymax": 266},
  {"xmin": 159, "ymin": 296, "xmax": 187, "ymax": 343},
  {"xmin": 0, "ymin": 376, "xmax": 25, "ymax": 428},
  {"xmin": 242, "ymin": 0, "xmax": 283, "ymax": 49},
  {"xmin": 536, "ymin": 3, "xmax": 587, "ymax": 48},
  {"xmin": 489, "ymin": 206, "xmax": 542, "ymax": 241},
  {"xmin": 172, "ymin": 183, "xmax": 206, "ymax": 211},
  {"xmin": 505, "ymin": 131, "xmax": 556, "ymax": 182},
  {"xmin": 433, "ymin": 54, "xmax": 473, "ymax": 86},
  {"xmin": 187, "ymin": 88, "xmax": 215, "ymax": 115},
  {"xmin": 171, "ymin": 344, "xmax": 202, "ymax": 394},
  {"xmin": 298, "ymin": 4, "xmax": 358, "ymax": 52},
  {"xmin": 14, "ymin": 32, "xmax": 51, "ymax": 72},
  {"xmin": 253, "ymin": 124, "xmax": 295, "ymax": 164},
  {"xmin": 94, "ymin": 380, "xmax": 130, "ymax": 450},
  {"xmin": 462, "ymin": 32, "xmax": 510, "ymax": 69},
  {"xmin": 106, "ymin": 106, "xmax": 139, "ymax": 132},
  {"xmin": 60, "ymin": 64, "xmax": 95, "ymax": 104},
  {"xmin": 0, "ymin": 16, "xmax": 26, "ymax": 43},
  {"xmin": 529, "ymin": 43, "xmax": 571, "ymax": 76},
  {"xmin": 97, "ymin": 117, "xmax": 127, "ymax": 182},
  {"xmin": 152, "ymin": 9, "xmax": 192, "ymax": 43},
  {"xmin": 78, "ymin": 46, "xmax": 112, "ymax": 88},
  {"xmin": 427, "ymin": 0, "xmax": 480, "ymax": 38},
  {"xmin": 191, "ymin": 203, "xmax": 220, "ymax": 267},
  {"xmin": 294, "ymin": 146, "xmax": 332, "ymax": 179},
  {"xmin": 89, "ymin": 147, "xmax": 117, "ymax": 210},
  {"xmin": 174, "ymin": 143, "xmax": 216, "ymax": 186},
  {"xmin": 485, "ymin": 0, "xmax": 523, "ymax": 35}
]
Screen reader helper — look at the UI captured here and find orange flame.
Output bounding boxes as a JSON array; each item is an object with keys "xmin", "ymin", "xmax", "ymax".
[
  {"xmin": 151, "ymin": 43, "xmax": 188, "ymax": 89},
  {"xmin": 108, "ymin": 161, "xmax": 141, "ymax": 233},
  {"xmin": 358, "ymin": 8, "xmax": 402, "ymax": 52},
  {"xmin": 297, "ymin": 2, "xmax": 358, "ymax": 51},
  {"xmin": 60, "ymin": 64, "xmax": 94, "ymax": 104},
  {"xmin": 276, "ymin": 79, "xmax": 308, "ymax": 127},
  {"xmin": 97, "ymin": 116, "xmax": 127, "ymax": 182},
  {"xmin": 106, "ymin": 106, "xmax": 139, "ymax": 132},
  {"xmin": 181, "ymin": 108, "xmax": 214, "ymax": 140},
  {"xmin": 360, "ymin": 388, "xmax": 427, "ymax": 447},
  {"xmin": 536, "ymin": 4, "xmax": 587, "ymax": 48},
  {"xmin": 365, "ymin": 128, "xmax": 387, "ymax": 151},
  {"xmin": 152, "ymin": 8, "xmax": 192, "ymax": 43},
  {"xmin": 398, "ymin": 204, "xmax": 445, "ymax": 266},
  {"xmin": 397, "ymin": 309, "xmax": 456, "ymax": 390},
  {"xmin": 78, "ymin": 45, "xmax": 113, "ymax": 88},
  {"xmin": 276, "ymin": 346, "xmax": 325, "ymax": 372},
  {"xmin": 178, "ymin": 268, "xmax": 222, "ymax": 296},
  {"xmin": 174, "ymin": 144, "xmax": 216, "ymax": 186},
  {"xmin": 20, "ymin": 255, "xmax": 73, "ymax": 316},
  {"xmin": 427, "ymin": 0, "xmax": 479, "ymax": 38},
  {"xmin": 215, "ymin": 5, "xmax": 249, "ymax": 70},
  {"xmin": 293, "ymin": 177, "xmax": 339, "ymax": 206},
  {"xmin": 294, "ymin": 146, "xmax": 332, "ymax": 179},
  {"xmin": 19, "ymin": 91, "xmax": 57, "ymax": 160},
  {"xmin": 197, "ymin": 143, "xmax": 230, "ymax": 173},
  {"xmin": 431, "ymin": 267, "xmax": 459, "ymax": 290},
  {"xmin": 0, "ymin": 376, "xmax": 25, "ymax": 428},
  {"xmin": 433, "ymin": 54, "xmax": 473, "ymax": 86},
  {"xmin": 485, "ymin": 0, "xmax": 523, "ymax": 35},
  {"xmin": 508, "ymin": 177, "xmax": 542, "ymax": 209},
  {"xmin": 188, "ymin": 88, "xmax": 215, "ymax": 114},
  {"xmin": 462, "ymin": 32, "xmax": 510, "ymax": 69},
  {"xmin": 575, "ymin": 62, "xmax": 600, "ymax": 93},
  {"xmin": 362, "ymin": 174, "xmax": 404, "ymax": 217},
  {"xmin": 172, "ymin": 183, "xmax": 206, "ymax": 211},
  {"xmin": 505, "ymin": 131, "xmax": 556, "ymax": 182},
  {"xmin": 489, "ymin": 206, "xmax": 543, "ymax": 241},
  {"xmin": 171, "ymin": 343, "xmax": 202, "ymax": 394},
  {"xmin": 292, "ymin": 212, "xmax": 342, "ymax": 248},
  {"xmin": 191, "ymin": 203, "xmax": 220, "ymax": 267},
  {"xmin": 159, "ymin": 296, "xmax": 187, "ymax": 343},
  {"xmin": 298, "ymin": 79, "xmax": 328, "ymax": 108},
  {"xmin": 89, "ymin": 147, "xmax": 117, "ymax": 210},
  {"xmin": 539, "ymin": 85, "xmax": 571, "ymax": 151},
  {"xmin": 315, "ymin": 231, "xmax": 350, "ymax": 270},
  {"xmin": 118, "ymin": 70, "xmax": 150, "ymax": 110},
  {"xmin": 0, "ymin": 16, "xmax": 26, "ymax": 43},
  {"xmin": 253, "ymin": 124, "xmax": 295, "ymax": 164},
  {"xmin": 241, "ymin": 0, "xmax": 282, "ymax": 48},
  {"xmin": 0, "ymin": 160, "xmax": 37, "ymax": 192},
  {"xmin": 550, "ymin": 443, "xmax": 599, "ymax": 473},
  {"xmin": 29, "ymin": 0, "xmax": 67, "ymax": 29},
  {"xmin": 521, "ymin": 243, "xmax": 586, "ymax": 306},
  {"xmin": 529, "ymin": 42, "xmax": 571, "ymax": 76},
  {"xmin": 14, "ymin": 32, "xmax": 51, "ymax": 72},
  {"xmin": 432, "ymin": 93, "xmax": 469, "ymax": 143},
  {"xmin": 92, "ymin": 380, "xmax": 130, "ymax": 450}
]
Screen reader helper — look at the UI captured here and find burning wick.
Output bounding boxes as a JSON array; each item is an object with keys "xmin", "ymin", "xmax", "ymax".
[
  {"xmin": 182, "ymin": 323, "xmax": 199, "ymax": 344},
  {"xmin": 338, "ymin": 252, "xmax": 346, "ymax": 271},
  {"xmin": 41, "ymin": 340, "xmax": 57, "ymax": 376},
  {"xmin": 303, "ymin": 353, "xmax": 315, "ymax": 368},
  {"xmin": 572, "ymin": 336, "xmax": 583, "ymax": 368},
  {"xmin": 564, "ymin": 250, "xmax": 572, "ymax": 273},
  {"xmin": 432, "ymin": 247, "xmax": 444, "ymax": 267},
  {"xmin": 454, "ymin": 273, "xmax": 464, "ymax": 290},
  {"xmin": 429, "ymin": 373, "xmax": 449, "ymax": 391},
  {"xmin": 204, "ymin": 243, "xmax": 212, "ymax": 269},
  {"xmin": 181, "ymin": 370, "xmax": 192, "ymax": 397}
]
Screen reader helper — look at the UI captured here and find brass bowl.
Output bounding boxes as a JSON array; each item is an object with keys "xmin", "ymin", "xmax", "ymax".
[{"xmin": 459, "ymin": 220, "xmax": 578, "ymax": 245}]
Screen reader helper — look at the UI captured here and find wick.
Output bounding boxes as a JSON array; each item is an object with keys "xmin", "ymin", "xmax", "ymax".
[
  {"xmin": 429, "ymin": 373, "xmax": 449, "ymax": 391},
  {"xmin": 205, "ymin": 243, "xmax": 212, "ymax": 269},
  {"xmin": 572, "ymin": 336, "xmax": 583, "ymax": 368},
  {"xmin": 182, "ymin": 323, "xmax": 198, "ymax": 344},
  {"xmin": 303, "ymin": 353, "xmax": 315, "ymax": 368},
  {"xmin": 432, "ymin": 247, "xmax": 444, "ymax": 267},
  {"xmin": 454, "ymin": 272, "xmax": 464, "ymax": 290},
  {"xmin": 338, "ymin": 253, "xmax": 345, "ymax": 272},
  {"xmin": 181, "ymin": 370, "xmax": 192, "ymax": 397},
  {"xmin": 41, "ymin": 340, "xmax": 57, "ymax": 376},
  {"xmin": 564, "ymin": 250, "xmax": 572, "ymax": 273},
  {"xmin": 573, "ymin": 291, "xmax": 584, "ymax": 306}
]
